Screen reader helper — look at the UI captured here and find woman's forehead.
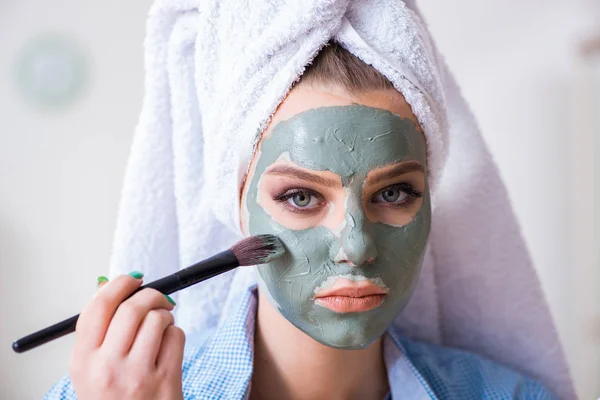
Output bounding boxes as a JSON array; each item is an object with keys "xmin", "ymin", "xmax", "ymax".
[{"xmin": 256, "ymin": 104, "xmax": 428, "ymax": 183}]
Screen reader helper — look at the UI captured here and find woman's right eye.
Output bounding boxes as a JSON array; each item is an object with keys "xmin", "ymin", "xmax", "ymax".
[
  {"xmin": 274, "ymin": 189, "xmax": 324, "ymax": 212},
  {"xmin": 289, "ymin": 192, "xmax": 312, "ymax": 207}
]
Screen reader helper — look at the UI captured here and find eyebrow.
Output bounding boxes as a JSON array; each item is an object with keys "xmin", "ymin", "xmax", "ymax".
[
  {"xmin": 367, "ymin": 161, "xmax": 424, "ymax": 186},
  {"xmin": 265, "ymin": 165, "xmax": 339, "ymax": 186}
]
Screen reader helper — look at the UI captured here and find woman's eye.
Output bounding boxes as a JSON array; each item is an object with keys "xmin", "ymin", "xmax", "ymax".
[
  {"xmin": 290, "ymin": 192, "xmax": 312, "ymax": 207},
  {"xmin": 380, "ymin": 187, "xmax": 407, "ymax": 203},
  {"xmin": 372, "ymin": 183, "xmax": 422, "ymax": 206},
  {"xmin": 274, "ymin": 188, "xmax": 324, "ymax": 211}
]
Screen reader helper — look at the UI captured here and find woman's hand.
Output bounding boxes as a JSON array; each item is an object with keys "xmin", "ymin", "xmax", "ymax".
[{"xmin": 68, "ymin": 273, "xmax": 185, "ymax": 400}]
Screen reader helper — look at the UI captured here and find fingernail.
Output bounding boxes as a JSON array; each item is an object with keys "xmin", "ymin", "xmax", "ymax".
[
  {"xmin": 128, "ymin": 271, "xmax": 144, "ymax": 279},
  {"xmin": 97, "ymin": 276, "xmax": 109, "ymax": 287},
  {"xmin": 165, "ymin": 295, "xmax": 176, "ymax": 306}
]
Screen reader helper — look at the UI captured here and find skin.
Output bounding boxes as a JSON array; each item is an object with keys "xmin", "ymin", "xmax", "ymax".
[
  {"xmin": 244, "ymin": 105, "xmax": 430, "ymax": 349},
  {"xmin": 241, "ymin": 83, "xmax": 428, "ymax": 400},
  {"xmin": 68, "ymin": 275, "xmax": 185, "ymax": 400}
]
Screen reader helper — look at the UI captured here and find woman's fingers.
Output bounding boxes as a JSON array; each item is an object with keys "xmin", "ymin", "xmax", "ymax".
[
  {"xmin": 97, "ymin": 276, "xmax": 109, "ymax": 288},
  {"xmin": 127, "ymin": 308, "xmax": 177, "ymax": 366},
  {"xmin": 68, "ymin": 273, "xmax": 185, "ymax": 400},
  {"xmin": 74, "ymin": 273, "xmax": 144, "ymax": 353},
  {"xmin": 155, "ymin": 325, "xmax": 186, "ymax": 374},
  {"xmin": 103, "ymin": 288, "xmax": 175, "ymax": 355}
]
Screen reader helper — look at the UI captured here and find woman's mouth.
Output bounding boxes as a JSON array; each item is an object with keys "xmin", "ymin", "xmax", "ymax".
[{"xmin": 313, "ymin": 277, "xmax": 388, "ymax": 313}]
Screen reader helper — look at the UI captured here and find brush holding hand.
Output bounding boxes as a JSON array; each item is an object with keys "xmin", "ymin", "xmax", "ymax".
[
  {"xmin": 70, "ymin": 271, "xmax": 185, "ymax": 400},
  {"xmin": 12, "ymin": 234, "xmax": 284, "ymax": 399}
]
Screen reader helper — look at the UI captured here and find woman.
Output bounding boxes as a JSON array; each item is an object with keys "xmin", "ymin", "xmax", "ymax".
[{"xmin": 44, "ymin": 1, "xmax": 574, "ymax": 399}]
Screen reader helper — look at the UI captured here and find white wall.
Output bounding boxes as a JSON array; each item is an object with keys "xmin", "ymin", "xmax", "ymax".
[
  {"xmin": 0, "ymin": 1, "xmax": 152, "ymax": 398},
  {"xmin": 418, "ymin": 0, "xmax": 600, "ymax": 397},
  {"xmin": 1, "ymin": 0, "xmax": 598, "ymax": 398}
]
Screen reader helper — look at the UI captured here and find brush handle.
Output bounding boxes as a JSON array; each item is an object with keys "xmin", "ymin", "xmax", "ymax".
[{"xmin": 12, "ymin": 250, "xmax": 239, "ymax": 354}]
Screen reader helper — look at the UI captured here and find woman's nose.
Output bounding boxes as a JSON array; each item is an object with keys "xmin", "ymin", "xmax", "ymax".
[{"xmin": 334, "ymin": 213, "xmax": 378, "ymax": 267}]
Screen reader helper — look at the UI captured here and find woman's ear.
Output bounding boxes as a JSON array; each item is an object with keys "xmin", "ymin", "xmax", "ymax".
[
  {"xmin": 240, "ymin": 214, "xmax": 249, "ymax": 237},
  {"xmin": 240, "ymin": 139, "xmax": 262, "ymax": 237},
  {"xmin": 239, "ymin": 179, "xmax": 250, "ymax": 236}
]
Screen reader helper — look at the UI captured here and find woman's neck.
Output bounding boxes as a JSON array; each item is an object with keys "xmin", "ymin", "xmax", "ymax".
[{"xmin": 250, "ymin": 289, "xmax": 389, "ymax": 400}]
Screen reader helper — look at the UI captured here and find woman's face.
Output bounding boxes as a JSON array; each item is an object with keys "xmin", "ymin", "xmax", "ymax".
[{"xmin": 240, "ymin": 84, "xmax": 431, "ymax": 349}]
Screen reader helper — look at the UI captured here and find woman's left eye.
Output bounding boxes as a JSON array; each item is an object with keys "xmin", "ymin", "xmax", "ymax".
[
  {"xmin": 379, "ymin": 187, "xmax": 407, "ymax": 203},
  {"xmin": 372, "ymin": 183, "xmax": 422, "ymax": 205}
]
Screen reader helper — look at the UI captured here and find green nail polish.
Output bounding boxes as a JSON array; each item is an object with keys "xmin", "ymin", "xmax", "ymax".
[
  {"xmin": 165, "ymin": 295, "xmax": 176, "ymax": 306},
  {"xmin": 128, "ymin": 271, "xmax": 144, "ymax": 279},
  {"xmin": 97, "ymin": 276, "xmax": 109, "ymax": 287}
]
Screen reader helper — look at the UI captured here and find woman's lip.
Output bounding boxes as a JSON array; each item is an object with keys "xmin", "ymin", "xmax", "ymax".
[
  {"xmin": 314, "ymin": 279, "xmax": 389, "ymax": 298},
  {"xmin": 313, "ymin": 278, "xmax": 389, "ymax": 313},
  {"xmin": 315, "ymin": 295, "xmax": 386, "ymax": 313}
]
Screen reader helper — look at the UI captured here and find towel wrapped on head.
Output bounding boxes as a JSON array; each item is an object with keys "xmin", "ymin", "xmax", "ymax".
[{"xmin": 108, "ymin": 0, "xmax": 575, "ymax": 397}]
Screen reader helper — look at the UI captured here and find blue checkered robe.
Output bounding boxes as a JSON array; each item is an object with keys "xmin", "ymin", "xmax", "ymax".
[{"xmin": 44, "ymin": 287, "xmax": 556, "ymax": 399}]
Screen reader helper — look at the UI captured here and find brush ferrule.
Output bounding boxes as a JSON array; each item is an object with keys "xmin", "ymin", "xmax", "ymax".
[{"xmin": 174, "ymin": 250, "xmax": 239, "ymax": 291}]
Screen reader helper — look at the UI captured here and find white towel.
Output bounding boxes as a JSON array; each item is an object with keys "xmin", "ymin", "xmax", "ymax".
[{"xmin": 109, "ymin": 0, "xmax": 576, "ymax": 398}]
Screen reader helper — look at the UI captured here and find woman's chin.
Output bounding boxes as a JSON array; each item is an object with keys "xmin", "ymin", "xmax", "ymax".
[
  {"xmin": 290, "ymin": 317, "xmax": 386, "ymax": 350},
  {"xmin": 309, "ymin": 330, "xmax": 382, "ymax": 350}
]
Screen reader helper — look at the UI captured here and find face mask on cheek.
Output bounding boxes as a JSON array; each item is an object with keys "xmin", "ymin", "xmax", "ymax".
[{"xmin": 245, "ymin": 105, "xmax": 431, "ymax": 349}]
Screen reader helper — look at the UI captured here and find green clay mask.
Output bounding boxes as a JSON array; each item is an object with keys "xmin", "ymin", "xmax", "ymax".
[{"xmin": 245, "ymin": 105, "xmax": 431, "ymax": 349}]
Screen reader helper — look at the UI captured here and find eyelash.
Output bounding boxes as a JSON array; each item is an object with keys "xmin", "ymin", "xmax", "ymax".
[
  {"xmin": 272, "ymin": 183, "xmax": 423, "ymax": 214},
  {"xmin": 373, "ymin": 183, "xmax": 423, "ymax": 207},
  {"xmin": 273, "ymin": 188, "xmax": 325, "ymax": 214}
]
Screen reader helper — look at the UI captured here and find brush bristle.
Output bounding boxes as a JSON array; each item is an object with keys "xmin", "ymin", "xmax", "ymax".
[{"xmin": 230, "ymin": 234, "xmax": 285, "ymax": 266}]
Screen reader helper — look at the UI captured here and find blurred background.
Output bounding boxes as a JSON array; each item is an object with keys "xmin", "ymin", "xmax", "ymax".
[{"xmin": 0, "ymin": 0, "xmax": 598, "ymax": 398}]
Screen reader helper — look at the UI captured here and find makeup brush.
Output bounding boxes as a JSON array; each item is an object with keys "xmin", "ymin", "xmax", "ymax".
[{"xmin": 12, "ymin": 234, "xmax": 284, "ymax": 354}]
